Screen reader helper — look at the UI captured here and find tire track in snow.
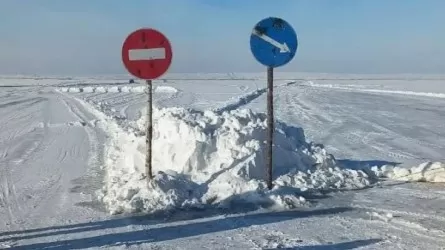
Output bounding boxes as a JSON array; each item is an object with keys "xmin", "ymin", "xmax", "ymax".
[
  {"xmin": 355, "ymin": 214, "xmax": 445, "ymax": 244},
  {"xmin": 57, "ymin": 92, "xmax": 106, "ymax": 205},
  {"xmin": 347, "ymin": 113, "xmax": 440, "ymax": 161},
  {"xmin": 278, "ymin": 86, "xmax": 335, "ymax": 126},
  {"xmin": 353, "ymin": 205, "xmax": 445, "ymax": 225},
  {"xmin": 331, "ymin": 213, "xmax": 445, "ymax": 248},
  {"xmin": 0, "ymin": 97, "xmax": 46, "ymax": 143},
  {"xmin": 272, "ymin": 83, "xmax": 445, "ymax": 162},
  {"xmin": 0, "ymin": 96, "xmax": 71, "ymax": 230},
  {"xmin": 3, "ymin": 91, "xmax": 105, "ymax": 229},
  {"xmin": 0, "ymin": 98, "xmax": 41, "ymax": 109},
  {"xmin": 60, "ymin": 96, "xmax": 101, "ymax": 173},
  {"xmin": 78, "ymin": 91, "xmax": 146, "ymax": 121},
  {"xmin": 0, "ymin": 87, "xmax": 109, "ymax": 240},
  {"xmin": 0, "ymin": 161, "xmax": 21, "ymax": 231},
  {"xmin": 120, "ymin": 104, "xmax": 130, "ymax": 119},
  {"xmin": 0, "ymin": 96, "xmax": 49, "ymax": 232}
]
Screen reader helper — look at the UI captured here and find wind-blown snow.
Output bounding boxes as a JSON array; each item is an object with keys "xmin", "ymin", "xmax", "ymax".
[{"xmin": 98, "ymin": 107, "xmax": 373, "ymax": 215}]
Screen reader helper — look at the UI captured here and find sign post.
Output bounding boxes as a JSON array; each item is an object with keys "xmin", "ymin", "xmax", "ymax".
[
  {"xmin": 146, "ymin": 79, "xmax": 153, "ymax": 179},
  {"xmin": 122, "ymin": 28, "xmax": 173, "ymax": 180},
  {"xmin": 249, "ymin": 17, "xmax": 298, "ymax": 190}
]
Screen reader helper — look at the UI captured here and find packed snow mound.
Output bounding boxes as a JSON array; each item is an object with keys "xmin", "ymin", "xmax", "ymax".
[
  {"xmin": 154, "ymin": 86, "xmax": 178, "ymax": 93},
  {"xmin": 372, "ymin": 162, "xmax": 445, "ymax": 183},
  {"xmin": 99, "ymin": 107, "xmax": 374, "ymax": 214},
  {"xmin": 134, "ymin": 107, "xmax": 319, "ymax": 179}
]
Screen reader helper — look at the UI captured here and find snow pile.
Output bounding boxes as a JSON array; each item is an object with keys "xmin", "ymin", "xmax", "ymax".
[
  {"xmin": 108, "ymin": 86, "xmax": 120, "ymax": 93},
  {"xmin": 120, "ymin": 86, "xmax": 145, "ymax": 93},
  {"xmin": 83, "ymin": 86, "xmax": 95, "ymax": 93},
  {"xmin": 155, "ymin": 86, "xmax": 178, "ymax": 93},
  {"xmin": 65, "ymin": 87, "xmax": 81, "ymax": 93},
  {"xmin": 95, "ymin": 86, "xmax": 107, "ymax": 93},
  {"xmin": 372, "ymin": 162, "xmax": 445, "ymax": 183},
  {"xmin": 98, "ymin": 107, "xmax": 374, "ymax": 215}
]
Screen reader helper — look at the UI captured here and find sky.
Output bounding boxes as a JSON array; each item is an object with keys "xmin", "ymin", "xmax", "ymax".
[{"xmin": 0, "ymin": 0, "xmax": 445, "ymax": 75}]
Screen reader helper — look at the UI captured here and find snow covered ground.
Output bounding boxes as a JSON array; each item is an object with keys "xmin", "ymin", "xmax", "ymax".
[{"xmin": 1, "ymin": 73, "xmax": 445, "ymax": 249}]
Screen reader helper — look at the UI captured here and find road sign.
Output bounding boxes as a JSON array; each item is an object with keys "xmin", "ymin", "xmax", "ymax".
[
  {"xmin": 121, "ymin": 27, "xmax": 173, "ymax": 181},
  {"xmin": 250, "ymin": 17, "xmax": 298, "ymax": 68},
  {"xmin": 122, "ymin": 28, "xmax": 172, "ymax": 80},
  {"xmin": 249, "ymin": 17, "xmax": 299, "ymax": 190}
]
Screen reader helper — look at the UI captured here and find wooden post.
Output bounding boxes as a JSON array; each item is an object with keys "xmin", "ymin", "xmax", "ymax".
[
  {"xmin": 146, "ymin": 80, "xmax": 153, "ymax": 180},
  {"xmin": 266, "ymin": 66, "xmax": 274, "ymax": 190}
]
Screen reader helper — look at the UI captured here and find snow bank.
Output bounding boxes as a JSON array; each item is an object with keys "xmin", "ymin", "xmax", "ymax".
[
  {"xmin": 67, "ymin": 87, "xmax": 81, "ymax": 93},
  {"xmin": 95, "ymin": 86, "xmax": 107, "ymax": 93},
  {"xmin": 306, "ymin": 81, "xmax": 445, "ymax": 99},
  {"xmin": 83, "ymin": 86, "xmax": 95, "ymax": 93},
  {"xmin": 98, "ymin": 107, "xmax": 373, "ymax": 215},
  {"xmin": 372, "ymin": 162, "xmax": 445, "ymax": 183},
  {"xmin": 57, "ymin": 85, "xmax": 177, "ymax": 94},
  {"xmin": 130, "ymin": 86, "xmax": 145, "ymax": 93}
]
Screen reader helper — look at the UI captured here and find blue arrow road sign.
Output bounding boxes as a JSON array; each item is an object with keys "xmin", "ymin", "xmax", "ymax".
[{"xmin": 250, "ymin": 17, "xmax": 298, "ymax": 68}]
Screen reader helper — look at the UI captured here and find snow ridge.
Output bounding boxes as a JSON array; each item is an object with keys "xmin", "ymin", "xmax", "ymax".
[
  {"xmin": 305, "ymin": 81, "xmax": 445, "ymax": 99},
  {"xmin": 214, "ymin": 80, "xmax": 299, "ymax": 114},
  {"xmin": 57, "ymin": 85, "xmax": 178, "ymax": 94}
]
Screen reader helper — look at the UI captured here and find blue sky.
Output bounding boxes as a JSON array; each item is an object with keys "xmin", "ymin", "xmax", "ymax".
[{"xmin": 0, "ymin": 0, "xmax": 444, "ymax": 75}]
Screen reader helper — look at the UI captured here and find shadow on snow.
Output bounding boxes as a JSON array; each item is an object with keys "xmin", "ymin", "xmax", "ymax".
[{"xmin": 0, "ymin": 207, "xmax": 373, "ymax": 249}]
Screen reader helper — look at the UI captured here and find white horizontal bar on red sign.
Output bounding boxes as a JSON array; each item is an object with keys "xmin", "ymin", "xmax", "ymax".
[{"xmin": 129, "ymin": 48, "xmax": 166, "ymax": 61}]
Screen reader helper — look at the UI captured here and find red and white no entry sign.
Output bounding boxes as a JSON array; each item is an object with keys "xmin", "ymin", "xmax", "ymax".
[{"xmin": 121, "ymin": 28, "xmax": 172, "ymax": 80}]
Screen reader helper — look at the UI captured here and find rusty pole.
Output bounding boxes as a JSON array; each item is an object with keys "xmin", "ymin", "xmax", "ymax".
[
  {"xmin": 146, "ymin": 80, "xmax": 153, "ymax": 180},
  {"xmin": 266, "ymin": 66, "xmax": 274, "ymax": 190}
]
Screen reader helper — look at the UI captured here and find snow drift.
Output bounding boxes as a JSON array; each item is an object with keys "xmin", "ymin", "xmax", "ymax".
[{"xmin": 97, "ymin": 107, "xmax": 374, "ymax": 215}]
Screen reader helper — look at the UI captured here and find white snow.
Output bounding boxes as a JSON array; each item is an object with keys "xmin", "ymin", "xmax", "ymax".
[
  {"xmin": 67, "ymin": 87, "xmax": 81, "ymax": 93},
  {"xmin": 372, "ymin": 162, "xmax": 445, "ymax": 182},
  {"xmin": 305, "ymin": 81, "xmax": 445, "ymax": 99},
  {"xmin": 2, "ymin": 73, "xmax": 445, "ymax": 249},
  {"xmin": 108, "ymin": 86, "xmax": 120, "ymax": 93},
  {"xmin": 82, "ymin": 86, "xmax": 95, "ymax": 93},
  {"xmin": 98, "ymin": 106, "xmax": 373, "ymax": 215},
  {"xmin": 155, "ymin": 85, "xmax": 178, "ymax": 93}
]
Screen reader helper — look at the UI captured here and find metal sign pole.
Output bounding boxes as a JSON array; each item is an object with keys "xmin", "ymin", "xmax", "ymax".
[
  {"xmin": 266, "ymin": 66, "xmax": 274, "ymax": 190},
  {"xmin": 146, "ymin": 80, "xmax": 153, "ymax": 180}
]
